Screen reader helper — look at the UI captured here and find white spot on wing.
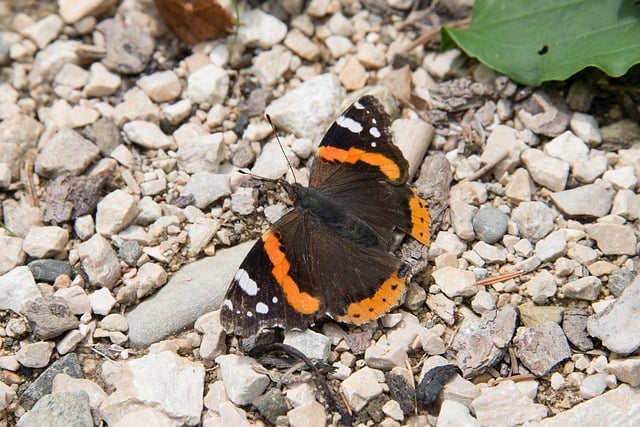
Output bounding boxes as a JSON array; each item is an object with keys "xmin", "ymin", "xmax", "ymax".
[
  {"xmin": 235, "ymin": 269, "xmax": 258, "ymax": 296},
  {"xmin": 371, "ymin": 142, "xmax": 377, "ymax": 147},
  {"xmin": 247, "ymin": 311, "xmax": 253, "ymax": 317},
  {"xmin": 223, "ymin": 299, "xmax": 233, "ymax": 310},
  {"xmin": 354, "ymin": 101, "xmax": 364, "ymax": 109},
  {"xmin": 372, "ymin": 118, "xmax": 377, "ymax": 124},
  {"xmin": 272, "ymin": 296, "xmax": 278, "ymax": 303},
  {"xmin": 256, "ymin": 302, "xmax": 269, "ymax": 314},
  {"xmin": 336, "ymin": 115, "xmax": 363, "ymax": 134},
  {"xmin": 370, "ymin": 127, "xmax": 381, "ymax": 138}
]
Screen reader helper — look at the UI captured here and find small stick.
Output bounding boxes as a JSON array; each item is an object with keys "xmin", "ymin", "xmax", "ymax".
[
  {"xmin": 403, "ymin": 17, "xmax": 471, "ymax": 53},
  {"xmin": 477, "ymin": 270, "xmax": 523, "ymax": 286}
]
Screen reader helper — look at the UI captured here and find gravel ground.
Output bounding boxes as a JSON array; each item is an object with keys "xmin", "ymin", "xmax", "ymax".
[{"xmin": 1, "ymin": 1, "xmax": 640, "ymax": 426}]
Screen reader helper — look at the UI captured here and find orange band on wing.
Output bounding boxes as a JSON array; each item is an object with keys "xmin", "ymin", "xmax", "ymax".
[
  {"xmin": 338, "ymin": 272, "xmax": 407, "ymax": 325},
  {"xmin": 262, "ymin": 230, "xmax": 320, "ymax": 315},
  {"xmin": 409, "ymin": 190, "xmax": 431, "ymax": 245},
  {"xmin": 317, "ymin": 146, "xmax": 401, "ymax": 181}
]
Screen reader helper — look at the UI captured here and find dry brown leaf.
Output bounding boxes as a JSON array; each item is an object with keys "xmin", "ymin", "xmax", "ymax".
[{"xmin": 153, "ymin": 0, "xmax": 235, "ymax": 43}]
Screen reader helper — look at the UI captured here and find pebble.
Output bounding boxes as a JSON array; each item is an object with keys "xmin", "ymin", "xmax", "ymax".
[
  {"xmin": 84, "ymin": 62, "xmax": 121, "ymax": 97},
  {"xmin": 516, "ymin": 91, "xmax": 571, "ymax": 137},
  {"xmin": 570, "ymin": 112, "xmax": 602, "ymax": 145},
  {"xmin": 437, "ymin": 399, "xmax": 482, "ymax": 427},
  {"xmin": 521, "ymin": 148, "xmax": 569, "ymax": 191},
  {"xmin": 96, "ymin": 18, "xmax": 154, "ymax": 74},
  {"xmin": 511, "ymin": 201, "xmax": 557, "ymax": 242},
  {"xmin": 180, "ymin": 172, "xmax": 231, "ymax": 209},
  {"xmin": 0, "ymin": 236, "xmax": 26, "ymax": 275},
  {"xmin": 470, "ymin": 290, "xmax": 496, "ymax": 314},
  {"xmin": 0, "ymin": 267, "xmax": 40, "ymax": 316},
  {"xmin": 572, "ymin": 154, "xmax": 608, "ymax": 184},
  {"xmin": 59, "ymin": 0, "xmax": 114, "ymax": 24},
  {"xmin": 472, "ymin": 206, "xmax": 508, "ymax": 244},
  {"xmin": 194, "ymin": 310, "xmax": 226, "ymax": 361},
  {"xmin": 22, "ymin": 226, "xmax": 68, "ymax": 259},
  {"xmin": 473, "ymin": 241, "xmax": 506, "ymax": 264},
  {"xmin": 88, "ymin": 288, "xmax": 116, "ymax": 316},
  {"xmin": 251, "ymin": 141, "xmax": 295, "ymax": 180},
  {"xmin": 426, "ymin": 293, "xmax": 456, "ymax": 326},
  {"xmin": 612, "ymin": 189, "xmax": 640, "ymax": 220},
  {"xmin": 519, "ymin": 305, "xmax": 564, "ymax": 327},
  {"xmin": 231, "ymin": 187, "xmax": 258, "ymax": 215},
  {"xmin": 123, "ymin": 120, "xmax": 174, "ymax": 150},
  {"xmin": 580, "ymin": 373, "xmax": 608, "ymax": 399},
  {"xmin": 544, "ymin": 131, "xmax": 589, "ymax": 165},
  {"xmin": 561, "ymin": 309, "xmax": 593, "ymax": 351},
  {"xmin": 137, "ymin": 70, "xmax": 182, "ymax": 103},
  {"xmin": 113, "ymin": 88, "xmax": 160, "ymax": 126},
  {"xmin": 339, "ymin": 56, "xmax": 367, "ymax": 90},
  {"xmin": 607, "ymin": 358, "xmax": 640, "ymax": 387},
  {"xmin": 450, "ymin": 200, "xmax": 477, "ymax": 241},
  {"xmin": 187, "ymin": 63, "xmax": 229, "ymax": 105},
  {"xmin": 481, "ymin": 125, "xmax": 524, "ymax": 179},
  {"xmin": 288, "ymin": 401, "xmax": 327, "ymax": 427},
  {"xmin": 513, "ymin": 322, "xmax": 572, "ymax": 376},
  {"xmin": 265, "ymin": 73, "xmax": 343, "ymax": 141},
  {"xmin": 608, "ymin": 268, "xmax": 635, "ymax": 297},
  {"xmin": 35, "ymin": 128, "xmax": 100, "ymax": 178},
  {"xmin": 77, "ymin": 234, "xmax": 121, "ymax": 289},
  {"xmin": 101, "ymin": 351, "xmax": 204, "ymax": 425},
  {"xmin": 386, "ymin": 369, "xmax": 415, "ymax": 415},
  {"xmin": 432, "ymin": 267, "xmax": 476, "ymax": 298},
  {"xmin": 177, "ymin": 132, "xmax": 224, "ymax": 173},
  {"xmin": 471, "ymin": 380, "xmax": 547, "ymax": 426},
  {"xmin": 562, "ymin": 276, "xmax": 602, "ymax": 301},
  {"xmin": 534, "ymin": 230, "xmax": 567, "ymax": 262},
  {"xmin": 340, "ymin": 367, "xmax": 384, "ymax": 412},
  {"xmin": 19, "ymin": 353, "xmax": 83, "ymax": 409},
  {"xmin": 253, "ymin": 388, "xmax": 288, "ymax": 425},
  {"xmin": 528, "ymin": 384, "xmax": 639, "ymax": 426},
  {"xmin": 524, "ymin": 270, "xmax": 557, "ymax": 302},
  {"xmin": 28, "ymin": 40, "xmax": 80, "ymax": 87},
  {"xmin": 586, "ymin": 223, "xmax": 637, "ymax": 255},
  {"xmin": 284, "ymin": 29, "xmax": 320, "ymax": 61},
  {"xmin": 55, "ymin": 286, "xmax": 91, "ymax": 315},
  {"xmin": 550, "ymin": 183, "xmax": 613, "ymax": 218},
  {"xmin": 364, "ymin": 335, "xmax": 409, "ymax": 370},
  {"xmin": 52, "ymin": 373, "xmax": 107, "ymax": 409},
  {"xmin": 237, "ymin": 9, "xmax": 287, "ymax": 49},
  {"xmin": 587, "ymin": 274, "xmax": 640, "ymax": 354},
  {"xmin": 603, "ymin": 166, "xmax": 638, "ymax": 190},
  {"xmin": 432, "ymin": 231, "xmax": 467, "ymax": 256},
  {"xmin": 451, "ymin": 305, "xmax": 518, "ymax": 378},
  {"xmin": 126, "ymin": 241, "xmax": 253, "ymax": 347},
  {"xmin": 16, "ymin": 341, "xmax": 55, "ymax": 368},
  {"xmin": 188, "ymin": 218, "xmax": 219, "ymax": 256},
  {"xmin": 17, "ymin": 391, "xmax": 93, "ymax": 427},
  {"xmin": 215, "ymin": 354, "xmax": 270, "ymax": 406},
  {"xmin": 119, "ymin": 240, "xmax": 142, "ymax": 266},
  {"xmin": 21, "ymin": 14, "xmax": 64, "ymax": 49},
  {"xmin": 283, "ymin": 329, "xmax": 332, "ymax": 361},
  {"xmin": 134, "ymin": 262, "xmax": 168, "ymax": 298}
]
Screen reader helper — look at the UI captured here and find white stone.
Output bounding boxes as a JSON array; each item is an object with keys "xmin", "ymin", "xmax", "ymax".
[
  {"xmin": 188, "ymin": 218, "xmax": 220, "ymax": 256},
  {"xmin": 53, "ymin": 373, "xmax": 107, "ymax": 409},
  {"xmin": 288, "ymin": 401, "xmax": 327, "ymax": 427},
  {"xmin": 382, "ymin": 399, "xmax": 404, "ymax": 421},
  {"xmin": 570, "ymin": 112, "xmax": 602, "ymax": 145},
  {"xmin": 432, "ymin": 267, "xmax": 477, "ymax": 298},
  {"xmin": 55, "ymin": 286, "xmax": 91, "ymax": 315},
  {"xmin": 0, "ymin": 266, "xmax": 40, "ymax": 314},
  {"xmin": 194, "ymin": 310, "xmax": 226, "ymax": 361},
  {"xmin": 123, "ymin": 120, "xmax": 174, "ymax": 150},
  {"xmin": 433, "ymin": 231, "xmax": 467, "ymax": 256},
  {"xmin": 96, "ymin": 189, "xmax": 138, "ymax": 236},
  {"xmin": 612, "ymin": 189, "xmax": 640, "ymax": 220},
  {"xmin": 0, "ymin": 162, "xmax": 11, "ymax": 189},
  {"xmin": 252, "ymin": 45, "xmax": 293, "ymax": 87},
  {"xmin": 180, "ymin": 172, "xmax": 231, "ymax": 209},
  {"xmin": 163, "ymin": 99, "xmax": 192, "ymax": 125},
  {"xmin": 437, "ymin": 399, "xmax": 481, "ymax": 427},
  {"xmin": 88, "ymin": 288, "xmax": 116, "ymax": 316},
  {"xmin": 215, "ymin": 354, "xmax": 270, "ymax": 406},
  {"xmin": 563, "ymin": 276, "xmax": 602, "ymax": 301},
  {"xmin": 54, "ymin": 63, "xmax": 89, "ymax": 89},
  {"xmin": 340, "ymin": 367, "xmax": 384, "ymax": 412},
  {"xmin": 471, "ymin": 380, "xmax": 547, "ymax": 426},
  {"xmin": 21, "ymin": 14, "xmax": 64, "ymax": 49},
  {"xmin": 237, "ymin": 9, "xmax": 287, "ymax": 49},
  {"xmin": 187, "ymin": 64, "xmax": 229, "ymax": 105},
  {"xmin": 603, "ymin": 166, "xmax": 638, "ymax": 190},
  {"xmin": 580, "ymin": 373, "xmax": 608, "ymax": 399},
  {"xmin": 364, "ymin": 335, "xmax": 409, "ymax": 370},
  {"xmin": 572, "ymin": 155, "xmax": 608, "ymax": 184},
  {"xmin": 325, "ymin": 35, "xmax": 354, "ymax": 58},
  {"xmin": 135, "ymin": 262, "xmax": 168, "ymax": 298},
  {"xmin": 473, "ymin": 241, "xmax": 506, "ymax": 264},
  {"xmin": 284, "ymin": 29, "xmax": 320, "ymax": 61},
  {"xmin": 137, "ymin": 70, "xmax": 182, "ymax": 103},
  {"xmin": 534, "ymin": 230, "xmax": 567, "ymax": 262},
  {"xmin": 16, "ymin": 341, "xmax": 55, "ymax": 368},
  {"xmin": 56, "ymin": 329, "xmax": 85, "ymax": 354},
  {"xmin": 524, "ymin": 270, "xmax": 557, "ymax": 300},
  {"xmin": 23, "ymin": 226, "xmax": 69, "ymax": 258},
  {"xmin": 0, "ymin": 236, "xmax": 26, "ymax": 275},
  {"xmin": 59, "ymin": 0, "xmax": 117, "ymax": 24},
  {"xmin": 84, "ymin": 62, "xmax": 121, "ymax": 97},
  {"xmin": 544, "ymin": 131, "xmax": 589, "ymax": 165},
  {"xmin": 286, "ymin": 382, "xmax": 317, "ymax": 408},
  {"xmin": 522, "ymin": 148, "xmax": 569, "ymax": 191},
  {"xmin": 283, "ymin": 329, "xmax": 332, "ymax": 361},
  {"xmin": 78, "ymin": 234, "xmax": 120, "ymax": 289},
  {"xmin": 177, "ymin": 133, "xmax": 224, "ymax": 173}
]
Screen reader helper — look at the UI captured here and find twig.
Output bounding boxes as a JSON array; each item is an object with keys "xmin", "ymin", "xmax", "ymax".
[
  {"xmin": 477, "ymin": 270, "xmax": 524, "ymax": 286},
  {"xmin": 403, "ymin": 17, "xmax": 471, "ymax": 53}
]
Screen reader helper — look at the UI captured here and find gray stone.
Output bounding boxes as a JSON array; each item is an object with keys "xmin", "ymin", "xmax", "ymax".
[
  {"xmin": 22, "ymin": 296, "xmax": 79, "ymax": 339},
  {"xmin": 588, "ymin": 274, "xmax": 640, "ymax": 354},
  {"xmin": 16, "ymin": 341, "xmax": 55, "ymax": 369},
  {"xmin": 562, "ymin": 309, "xmax": 593, "ymax": 351},
  {"xmin": 127, "ymin": 241, "xmax": 253, "ymax": 347},
  {"xmin": 511, "ymin": 201, "xmax": 557, "ymax": 242},
  {"xmin": 524, "ymin": 270, "xmax": 557, "ymax": 301},
  {"xmin": 96, "ymin": 18, "xmax": 154, "ymax": 74},
  {"xmin": 253, "ymin": 389, "xmax": 289, "ymax": 425},
  {"xmin": 20, "ymin": 353, "xmax": 83, "ymax": 410},
  {"xmin": 514, "ymin": 322, "xmax": 571, "ymax": 376},
  {"xmin": 608, "ymin": 268, "xmax": 635, "ymax": 297},
  {"xmin": 17, "ymin": 391, "xmax": 93, "ymax": 427},
  {"xmin": 28, "ymin": 259, "xmax": 73, "ymax": 283},
  {"xmin": 472, "ymin": 206, "xmax": 508, "ymax": 244},
  {"xmin": 119, "ymin": 240, "xmax": 143, "ymax": 266},
  {"xmin": 35, "ymin": 128, "xmax": 100, "ymax": 178},
  {"xmin": 550, "ymin": 184, "xmax": 613, "ymax": 218}
]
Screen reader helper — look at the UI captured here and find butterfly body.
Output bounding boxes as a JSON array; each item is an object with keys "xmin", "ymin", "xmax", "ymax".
[{"xmin": 221, "ymin": 96, "xmax": 431, "ymax": 337}]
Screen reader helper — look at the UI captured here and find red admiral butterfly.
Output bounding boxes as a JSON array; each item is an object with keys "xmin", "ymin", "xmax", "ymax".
[{"xmin": 221, "ymin": 95, "xmax": 431, "ymax": 336}]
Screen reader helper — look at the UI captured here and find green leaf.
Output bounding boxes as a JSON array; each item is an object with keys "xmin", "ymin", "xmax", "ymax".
[{"xmin": 441, "ymin": 0, "xmax": 640, "ymax": 86}]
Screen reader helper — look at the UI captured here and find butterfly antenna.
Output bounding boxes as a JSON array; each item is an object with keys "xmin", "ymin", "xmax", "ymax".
[{"xmin": 266, "ymin": 114, "xmax": 298, "ymax": 185}]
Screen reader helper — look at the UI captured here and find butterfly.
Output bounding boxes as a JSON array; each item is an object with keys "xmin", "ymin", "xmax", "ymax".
[{"xmin": 221, "ymin": 95, "xmax": 431, "ymax": 337}]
